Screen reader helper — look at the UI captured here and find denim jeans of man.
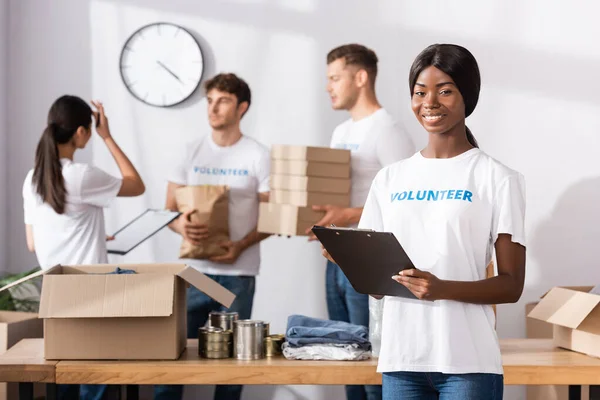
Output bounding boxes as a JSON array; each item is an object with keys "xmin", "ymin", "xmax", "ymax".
[
  {"xmin": 382, "ymin": 371, "xmax": 504, "ymax": 400},
  {"xmin": 154, "ymin": 274, "xmax": 256, "ymax": 400},
  {"xmin": 58, "ymin": 383, "xmax": 118, "ymax": 400},
  {"xmin": 326, "ymin": 260, "xmax": 382, "ymax": 400}
]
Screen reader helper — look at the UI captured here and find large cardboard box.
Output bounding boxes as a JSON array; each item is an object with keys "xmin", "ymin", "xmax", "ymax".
[
  {"xmin": 270, "ymin": 189, "xmax": 350, "ymax": 207},
  {"xmin": 271, "ymin": 160, "xmax": 351, "ymax": 179},
  {"xmin": 525, "ymin": 302, "xmax": 553, "ymax": 339},
  {"xmin": 258, "ymin": 202, "xmax": 325, "ymax": 236},
  {"xmin": 271, "ymin": 145, "xmax": 351, "ymax": 164},
  {"xmin": 525, "ymin": 302, "xmax": 569, "ymax": 400},
  {"xmin": 528, "ymin": 286, "xmax": 600, "ymax": 358},
  {"xmin": 0, "ymin": 264, "xmax": 235, "ymax": 360},
  {"xmin": 0, "ymin": 311, "xmax": 44, "ymax": 400},
  {"xmin": 270, "ymin": 175, "xmax": 351, "ymax": 194}
]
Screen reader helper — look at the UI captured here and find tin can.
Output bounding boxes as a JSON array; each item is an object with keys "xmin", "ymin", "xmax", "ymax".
[
  {"xmin": 233, "ymin": 320, "xmax": 267, "ymax": 360},
  {"xmin": 199, "ymin": 326, "xmax": 233, "ymax": 359},
  {"xmin": 209, "ymin": 311, "xmax": 239, "ymax": 331},
  {"xmin": 264, "ymin": 334, "xmax": 285, "ymax": 357}
]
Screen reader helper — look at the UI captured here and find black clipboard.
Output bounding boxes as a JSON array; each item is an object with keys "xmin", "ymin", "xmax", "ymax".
[
  {"xmin": 107, "ymin": 209, "xmax": 181, "ymax": 255},
  {"xmin": 311, "ymin": 225, "xmax": 417, "ymax": 299}
]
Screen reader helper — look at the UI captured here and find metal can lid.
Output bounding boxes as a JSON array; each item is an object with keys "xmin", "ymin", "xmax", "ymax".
[
  {"xmin": 234, "ymin": 319, "xmax": 267, "ymax": 327},
  {"xmin": 268, "ymin": 334, "xmax": 285, "ymax": 339},
  {"xmin": 209, "ymin": 311, "xmax": 239, "ymax": 317},
  {"xmin": 199, "ymin": 326, "xmax": 224, "ymax": 333}
]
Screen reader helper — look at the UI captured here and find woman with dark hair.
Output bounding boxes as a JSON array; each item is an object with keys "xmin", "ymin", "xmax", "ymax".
[
  {"xmin": 22, "ymin": 95, "xmax": 145, "ymax": 400},
  {"xmin": 324, "ymin": 44, "xmax": 526, "ymax": 399}
]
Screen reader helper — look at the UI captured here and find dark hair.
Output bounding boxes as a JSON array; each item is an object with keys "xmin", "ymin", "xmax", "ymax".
[
  {"xmin": 204, "ymin": 73, "xmax": 251, "ymax": 112},
  {"xmin": 33, "ymin": 95, "xmax": 92, "ymax": 214},
  {"xmin": 409, "ymin": 44, "xmax": 480, "ymax": 148},
  {"xmin": 327, "ymin": 44, "xmax": 379, "ymax": 85}
]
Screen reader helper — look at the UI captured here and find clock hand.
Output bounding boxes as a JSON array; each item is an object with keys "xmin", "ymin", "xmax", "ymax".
[{"xmin": 156, "ymin": 60, "xmax": 182, "ymax": 83}]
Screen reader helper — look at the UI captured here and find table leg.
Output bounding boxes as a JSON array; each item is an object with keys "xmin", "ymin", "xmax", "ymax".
[
  {"xmin": 46, "ymin": 383, "xmax": 57, "ymax": 400},
  {"xmin": 569, "ymin": 385, "xmax": 582, "ymax": 400},
  {"xmin": 590, "ymin": 385, "xmax": 600, "ymax": 400},
  {"xmin": 126, "ymin": 384, "xmax": 139, "ymax": 400},
  {"xmin": 18, "ymin": 382, "xmax": 33, "ymax": 400}
]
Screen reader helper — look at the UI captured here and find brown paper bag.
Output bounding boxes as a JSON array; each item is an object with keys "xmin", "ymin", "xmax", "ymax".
[{"xmin": 175, "ymin": 185, "xmax": 230, "ymax": 259}]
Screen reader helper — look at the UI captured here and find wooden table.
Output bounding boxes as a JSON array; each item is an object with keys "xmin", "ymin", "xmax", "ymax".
[
  {"xmin": 1, "ymin": 339, "xmax": 599, "ymax": 400},
  {"xmin": 0, "ymin": 339, "xmax": 57, "ymax": 400}
]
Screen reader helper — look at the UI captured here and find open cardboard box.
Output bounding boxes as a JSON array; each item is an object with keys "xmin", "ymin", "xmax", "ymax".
[
  {"xmin": 0, "ymin": 263, "xmax": 235, "ymax": 360},
  {"xmin": 527, "ymin": 286, "xmax": 600, "ymax": 358}
]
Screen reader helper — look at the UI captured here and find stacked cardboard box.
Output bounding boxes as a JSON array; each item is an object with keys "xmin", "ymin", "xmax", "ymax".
[{"xmin": 258, "ymin": 145, "xmax": 351, "ymax": 236}]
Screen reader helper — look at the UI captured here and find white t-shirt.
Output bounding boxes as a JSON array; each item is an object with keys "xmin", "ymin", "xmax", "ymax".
[
  {"xmin": 169, "ymin": 134, "xmax": 270, "ymax": 277},
  {"xmin": 23, "ymin": 159, "xmax": 122, "ymax": 270},
  {"xmin": 358, "ymin": 148, "xmax": 526, "ymax": 375},
  {"xmin": 330, "ymin": 108, "xmax": 415, "ymax": 208}
]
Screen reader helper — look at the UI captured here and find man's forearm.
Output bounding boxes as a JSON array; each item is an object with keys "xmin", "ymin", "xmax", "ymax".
[
  {"xmin": 238, "ymin": 228, "xmax": 271, "ymax": 250},
  {"xmin": 238, "ymin": 229, "xmax": 271, "ymax": 250},
  {"xmin": 343, "ymin": 207, "xmax": 363, "ymax": 225}
]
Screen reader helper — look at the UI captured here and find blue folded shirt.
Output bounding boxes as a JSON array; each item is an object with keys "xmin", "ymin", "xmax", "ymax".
[{"xmin": 286, "ymin": 314, "xmax": 371, "ymax": 350}]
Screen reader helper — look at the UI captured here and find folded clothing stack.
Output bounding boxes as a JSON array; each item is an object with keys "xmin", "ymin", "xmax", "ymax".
[{"xmin": 283, "ymin": 314, "xmax": 371, "ymax": 361}]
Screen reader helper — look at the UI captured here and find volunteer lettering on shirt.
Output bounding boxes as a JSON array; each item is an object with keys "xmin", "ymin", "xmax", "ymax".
[
  {"xmin": 358, "ymin": 148, "xmax": 526, "ymax": 375},
  {"xmin": 193, "ymin": 166, "xmax": 250, "ymax": 176},
  {"xmin": 390, "ymin": 190, "xmax": 473, "ymax": 202},
  {"xmin": 169, "ymin": 134, "xmax": 270, "ymax": 277}
]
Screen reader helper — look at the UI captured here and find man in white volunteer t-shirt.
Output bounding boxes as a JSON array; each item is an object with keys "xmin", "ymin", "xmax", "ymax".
[
  {"xmin": 307, "ymin": 44, "xmax": 415, "ymax": 400},
  {"xmin": 155, "ymin": 73, "xmax": 270, "ymax": 400}
]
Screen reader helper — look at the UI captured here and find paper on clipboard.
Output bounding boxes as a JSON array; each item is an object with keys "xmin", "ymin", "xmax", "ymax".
[{"xmin": 107, "ymin": 209, "xmax": 181, "ymax": 255}]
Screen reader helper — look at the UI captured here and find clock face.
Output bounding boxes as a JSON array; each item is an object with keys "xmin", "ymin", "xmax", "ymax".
[{"xmin": 119, "ymin": 23, "xmax": 204, "ymax": 107}]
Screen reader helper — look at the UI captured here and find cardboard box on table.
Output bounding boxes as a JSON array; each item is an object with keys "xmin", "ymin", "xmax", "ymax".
[
  {"xmin": 526, "ymin": 286, "xmax": 599, "ymax": 400},
  {"xmin": 0, "ymin": 311, "xmax": 43, "ymax": 400},
  {"xmin": 0, "ymin": 263, "xmax": 235, "ymax": 360}
]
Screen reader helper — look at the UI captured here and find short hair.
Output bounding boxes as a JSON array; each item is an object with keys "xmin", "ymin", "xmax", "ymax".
[
  {"xmin": 204, "ymin": 73, "xmax": 251, "ymax": 109},
  {"xmin": 327, "ymin": 44, "xmax": 379, "ymax": 84}
]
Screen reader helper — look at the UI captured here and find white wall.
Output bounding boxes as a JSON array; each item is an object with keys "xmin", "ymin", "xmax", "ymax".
[
  {"xmin": 7, "ymin": 1, "xmax": 600, "ymax": 399},
  {"xmin": 0, "ymin": 0, "xmax": 8, "ymax": 274}
]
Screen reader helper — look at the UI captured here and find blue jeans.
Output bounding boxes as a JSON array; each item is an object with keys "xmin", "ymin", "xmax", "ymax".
[
  {"xmin": 327, "ymin": 261, "xmax": 382, "ymax": 400},
  {"xmin": 58, "ymin": 384, "xmax": 111, "ymax": 400},
  {"xmin": 382, "ymin": 372, "xmax": 503, "ymax": 400},
  {"xmin": 154, "ymin": 274, "xmax": 256, "ymax": 400}
]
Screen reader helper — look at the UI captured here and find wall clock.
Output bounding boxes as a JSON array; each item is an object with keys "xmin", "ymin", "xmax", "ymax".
[{"xmin": 119, "ymin": 22, "xmax": 204, "ymax": 107}]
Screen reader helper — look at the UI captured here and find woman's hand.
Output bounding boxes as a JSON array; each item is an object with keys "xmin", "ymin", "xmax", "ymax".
[
  {"xmin": 91, "ymin": 100, "xmax": 112, "ymax": 140},
  {"xmin": 392, "ymin": 268, "xmax": 447, "ymax": 301}
]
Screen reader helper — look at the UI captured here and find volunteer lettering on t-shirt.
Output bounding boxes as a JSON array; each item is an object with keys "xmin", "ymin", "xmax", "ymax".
[
  {"xmin": 22, "ymin": 95, "xmax": 145, "ymax": 399},
  {"xmin": 156, "ymin": 73, "xmax": 270, "ymax": 400},
  {"xmin": 310, "ymin": 44, "xmax": 415, "ymax": 400},
  {"xmin": 321, "ymin": 44, "xmax": 526, "ymax": 400}
]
